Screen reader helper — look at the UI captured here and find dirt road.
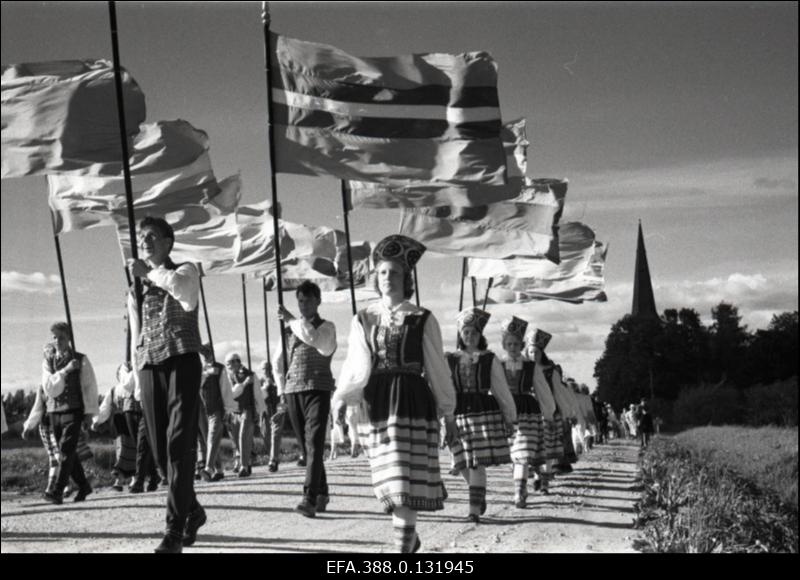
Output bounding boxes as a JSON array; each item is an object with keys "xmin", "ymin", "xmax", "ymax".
[{"xmin": 0, "ymin": 438, "xmax": 642, "ymax": 553}]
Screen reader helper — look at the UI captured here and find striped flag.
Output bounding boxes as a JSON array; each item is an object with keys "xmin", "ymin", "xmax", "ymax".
[
  {"xmin": 486, "ymin": 235, "xmax": 609, "ymax": 304},
  {"xmin": 344, "ymin": 118, "xmax": 528, "ymax": 209},
  {"xmin": 2, "ymin": 60, "xmax": 146, "ymax": 178},
  {"xmin": 398, "ymin": 178, "xmax": 568, "ymax": 261},
  {"xmin": 269, "ymin": 32, "xmax": 507, "ymax": 186}
]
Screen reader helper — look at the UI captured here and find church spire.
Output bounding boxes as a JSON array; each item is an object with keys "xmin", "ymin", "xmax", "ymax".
[{"xmin": 632, "ymin": 220, "xmax": 658, "ymax": 318}]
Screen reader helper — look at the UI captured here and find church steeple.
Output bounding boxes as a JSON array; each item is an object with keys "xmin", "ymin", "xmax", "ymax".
[{"xmin": 632, "ymin": 220, "xmax": 658, "ymax": 318}]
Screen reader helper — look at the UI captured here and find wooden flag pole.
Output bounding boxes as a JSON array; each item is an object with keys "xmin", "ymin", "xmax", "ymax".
[
  {"xmin": 261, "ymin": 2, "xmax": 288, "ymax": 375},
  {"xmin": 51, "ymin": 217, "xmax": 76, "ymax": 351},
  {"xmin": 457, "ymin": 258, "xmax": 467, "ymax": 345},
  {"xmin": 413, "ymin": 266, "xmax": 420, "ymax": 307},
  {"xmin": 482, "ymin": 277, "xmax": 494, "ymax": 310},
  {"xmin": 199, "ymin": 273, "xmax": 215, "ymax": 361},
  {"xmin": 242, "ymin": 274, "xmax": 252, "ymax": 369},
  {"xmin": 340, "ymin": 181, "xmax": 357, "ymax": 316},
  {"xmin": 471, "ymin": 276, "xmax": 478, "ymax": 308},
  {"xmin": 108, "ymin": 1, "xmax": 142, "ymax": 323},
  {"xmin": 262, "ymin": 277, "xmax": 272, "ymax": 365}
]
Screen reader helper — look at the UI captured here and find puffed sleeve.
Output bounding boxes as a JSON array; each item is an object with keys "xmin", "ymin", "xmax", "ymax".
[
  {"xmin": 333, "ymin": 315, "xmax": 373, "ymax": 406},
  {"xmin": 41, "ymin": 358, "xmax": 66, "ymax": 399},
  {"xmin": 532, "ymin": 364, "xmax": 557, "ymax": 420},
  {"xmin": 146, "ymin": 262, "xmax": 199, "ymax": 311},
  {"xmin": 421, "ymin": 313, "xmax": 457, "ymax": 419},
  {"xmin": 93, "ymin": 388, "xmax": 114, "ymax": 427},
  {"xmin": 550, "ymin": 369, "xmax": 577, "ymax": 420},
  {"xmin": 288, "ymin": 319, "xmax": 337, "ymax": 357},
  {"xmin": 80, "ymin": 356, "xmax": 99, "ymax": 417},
  {"xmin": 489, "ymin": 356, "xmax": 517, "ymax": 424},
  {"xmin": 23, "ymin": 385, "xmax": 47, "ymax": 432}
]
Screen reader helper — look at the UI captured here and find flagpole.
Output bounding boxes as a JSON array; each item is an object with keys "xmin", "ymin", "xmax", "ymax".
[
  {"xmin": 242, "ymin": 274, "xmax": 252, "ymax": 369},
  {"xmin": 51, "ymin": 218, "xmax": 76, "ymax": 351},
  {"xmin": 124, "ymin": 267, "xmax": 132, "ymax": 364},
  {"xmin": 471, "ymin": 276, "xmax": 477, "ymax": 308},
  {"xmin": 482, "ymin": 277, "xmax": 493, "ymax": 310},
  {"xmin": 457, "ymin": 258, "xmax": 466, "ymax": 346},
  {"xmin": 413, "ymin": 266, "xmax": 420, "ymax": 307},
  {"xmin": 108, "ymin": 1, "xmax": 142, "ymax": 325},
  {"xmin": 199, "ymin": 273, "xmax": 215, "ymax": 361},
  {"xmin": 262, "ymin": 277, "xmax": 272, "ymax": 365},
  {"xmin": 340, "ymin": 181, "xmax": 357, "ymax": 316},
  {"xmin": 261, "ymin": 2, "xmax": 288, "ymax": 375}
]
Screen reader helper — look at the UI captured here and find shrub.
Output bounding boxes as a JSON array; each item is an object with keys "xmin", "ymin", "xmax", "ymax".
[
  {"xmin": 673, "ymin": 384, "xmax": 741, "ymax": 428},
  {"xmin": 743, "ymin": 378, "xmax": 798, "ymax": 427}
]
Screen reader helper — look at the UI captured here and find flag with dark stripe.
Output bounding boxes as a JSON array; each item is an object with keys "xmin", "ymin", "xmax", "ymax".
[{"xmin": 269, "ymin": 32, "xmax": 507, "ymax": 186}]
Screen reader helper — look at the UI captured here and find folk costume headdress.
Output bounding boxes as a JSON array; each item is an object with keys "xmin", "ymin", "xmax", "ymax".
[
  {"xmin": 457, "ymin": 307, "xmax": 491, "ymax": 334},
  {"xmin": 500, "ymin": 316, "xmax": 528, "ymax": 341},
  {"xmin": 372, "ymin": 235, "xmax": 426, "ymax": 272},
  {"xmin": 526, "ymin": 328, "xmax": 552, "ymax": 351}
]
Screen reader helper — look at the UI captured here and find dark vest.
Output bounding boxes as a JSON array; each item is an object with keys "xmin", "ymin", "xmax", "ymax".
[
  {"xmin": 231, "ymin": 367, "xmax": 255, "ymax": 412},
  {"xmin": 134, "ymin": 261, "xmax": 202, "ymax": 369},
  {"xmin": 284, "ymin": 317, "xmax": 335, "ymax": 394},
  {"xmin": 447, "ymin": 351, "xmax": 494, "ymax": 394},
  {"xmin": 359, "ymin": 308, "xmax": 429, "ymax": 374},
  {"xmin": 201, "ymin": 362, "xmax": 226, "ymax": 415},
  {"xmin": 45, "ymin": 350, "xmax": 85, "ymax": 413},
  {"xmin": 502, "ymin": 359, "xmax": 536, "ymax": 395}
]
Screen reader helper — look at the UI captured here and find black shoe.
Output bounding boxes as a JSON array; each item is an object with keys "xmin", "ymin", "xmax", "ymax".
[
  {"xmin": 237, "ymin": 466, "xmax": 252, "ymax": 478},
  {"xmin": 315, "ymin": 494, "xmax": 330, "ymax": 513},
  {"xmin": 466, "ymin": 513, "xmax": 480, "ymax": 524},
  {"xmin": 268, "ymin": 461, "xmax": 278, "ymax": 473},
  {"xmin": 297, "ymin": 458, "xmax": 307, "ymax": 467},
  {"xmin": 200, "ymin": 470, "xmax": 213, "ymax": 483},
  {"xmin": 412, "ymin": 534, "xmax": 421, "ymax": 553},
  {"xmin": 295, "ymin": 500, "xmax": 316, "ymax": 518},
  {"xmin": 515, "ymin": 497, "xmax": 526, "ymax": 508},
  {"xmin": 480, "ymin": 500, "xmax": 486, "ymax": 515},
  {"xmin": 73, "ymin": 485, "xmax": 92, "ymax": 502},
  {"xmin": 129, "ymin": 483, "xmax": 144, "ymax": 494},
  {"xmin": 533, "ymin": 479, "xmax": 542, "ymax": 492},
  {"xmin": 211, "ymin": 472, "xmax": 225, "ymax": 482},
  {"xmin": 147, "ymin": 478, "xmax": 161, "ymax": 492},
  {"xmin": 42, "ymin": 491, "xmax": 63, "ymax": 505},
  {"xmin": 154, "ymin": 533, "xmax": 183, "ymax": 554},
  {"xmin": 181, "ymin": 506, "xmax": 207, "ymax": 547}
]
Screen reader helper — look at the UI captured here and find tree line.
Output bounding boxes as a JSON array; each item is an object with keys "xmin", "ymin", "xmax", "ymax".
[{"xmin": 594, "ymin": 304, "xmax": 798, "ymax": 427}]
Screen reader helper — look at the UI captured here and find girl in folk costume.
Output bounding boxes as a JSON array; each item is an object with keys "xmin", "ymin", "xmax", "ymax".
[
  {"xmin": 498, "ymin": 316, "xmax": 547, "ymax": 508},
  {"xmin": 92, "ymin": 363, "xmax": 137, "ymax": 490},
  {"xmin": 546, "ymin": 362, "xmax": 580, "ymax": 474},
  {"xmin": 447, "ymin": 308, "xmax": 517, "ymax": 523},
  {"xmin": 333, "ymin": 235, "xmax": 458, "ymax": 553},
  {"xmin": 524, "ymin": 328, "xmax": 561, "ymax": 494}
]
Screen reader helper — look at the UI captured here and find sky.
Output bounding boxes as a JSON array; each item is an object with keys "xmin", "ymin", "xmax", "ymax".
[{"xmin": 1, "ymin": 1, "xmax": 798, "ymax": 396}]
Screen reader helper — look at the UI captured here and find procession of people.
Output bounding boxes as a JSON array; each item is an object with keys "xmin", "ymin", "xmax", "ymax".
[{"xmin": 11, "ymin": 227, "xmax": 642, "ymax": 554}]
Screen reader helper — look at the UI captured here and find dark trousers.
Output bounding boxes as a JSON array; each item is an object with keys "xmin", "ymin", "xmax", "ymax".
[
  {"xmin": 124, "ymin": 411, "xmax": 158, "ymax": 484},
  {"xmin": 140, "ymin": 352, "xmax": 203, "ymax": 535},
  {"xmin": 285, "ymin": 390, "xmax": 330, "ymax": 502},
  {"xmin": 50, "ymin": 411, "xmax": 89, "ymax": 494}
]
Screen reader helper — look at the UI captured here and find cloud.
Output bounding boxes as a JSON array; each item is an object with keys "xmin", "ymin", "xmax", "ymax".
[
  {"xmin": 1, "ymin": 271, "xmax": 61, "ymax": 295},
  {"xmin": 565, "ymin": 154, "xmax": 798, "ymax": 213}
]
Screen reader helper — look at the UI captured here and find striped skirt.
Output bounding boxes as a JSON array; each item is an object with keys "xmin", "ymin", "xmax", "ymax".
[
  {"xmin": 543, "ymin": 412, "xmax": 565, "ymax": 460},
  {"xmin": 357, "ymin": 371, "xmax": 446, "ymax": 513},
  {"xmin": 449, "ymin": 392, "xmax": 511, "ymax": 470},
  {"xmin": 114, "ymin": 432, "xmax": 137, "ymax": 477},
  {"xmin": 509, "ymin": 394, "xmax": 547, "ymax": 466}
]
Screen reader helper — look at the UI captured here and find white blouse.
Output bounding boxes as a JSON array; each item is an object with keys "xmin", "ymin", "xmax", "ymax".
[
  {"xmin": 531, "ymin": 361, "xmax": 557, "ymax": 421},
  {"xmin": 333, "ymin": 300, "xmax": 457, "ymax": 419}
]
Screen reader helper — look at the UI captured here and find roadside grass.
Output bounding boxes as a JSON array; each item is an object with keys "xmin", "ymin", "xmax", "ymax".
[
  {"xmin": 1, "ymin": 434, "xmax": 310, "ymax": 493},
  {"xmin": 633, "ymin": 427, "xmax": 798, "ymax": 553}
]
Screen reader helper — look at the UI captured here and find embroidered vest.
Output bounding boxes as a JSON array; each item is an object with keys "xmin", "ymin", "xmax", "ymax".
[
  {"xmin": 134, "ymin": 262, "xmax": 202, "ymax": 369},
  {"xmin": 284, "ymin": 317, "xmax": 335, "ymax": 394},
  {"xmin": 45, "ymin": 351, "xmax": 85, "ymax": 413},
  {"xmin": 200, "ymin": 362, "xmax": 226, "ymax": 415},
  {"xmin": 447, "ymin": 352, "xmax": 494, "ymax": 394},
  {"xmin": 503, "ymin": 360, "xmax": 536, "ymax": 395},
  {"xmin": 230, "ymin": 367, "xmax": 255, "ymax": 412},
  {"xmin": 358, "ymin": 308, "xmax": 429, "ymax": 375}
]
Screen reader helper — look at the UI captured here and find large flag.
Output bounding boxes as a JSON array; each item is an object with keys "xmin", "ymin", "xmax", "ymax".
[
  {"xmin": 344, "ymin": 118, "xmax": 528, "ymax": 209},
  {"xmin": 258, "ymin": 222, "xmax": 373, "ymax": 292},
  {"xmin": 2, "ymin": 59, "xmax": 146, "ymax": 178},
  {"xmin": 269, "ymin": 32, "xmax": 507, "ymax": 187},
  {"xmin": 486, "ymin": 236, "xmax": 609, "ymax": 304},
  {"xmin": 468, "ymin": 222, "xmax": 596, "ymax": 280},
  {"xmin": 398, "ymin": 178, "xmax": 568, "ymax": 261},
  {"xmin": 48, "ymin": 120, "xmax": 227, "ymax": 234}
]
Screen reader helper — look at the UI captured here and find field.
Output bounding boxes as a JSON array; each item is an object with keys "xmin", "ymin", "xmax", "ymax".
[{"xmin": 634, "ymin": 426, "xmax": 798, "ymax": 553}]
